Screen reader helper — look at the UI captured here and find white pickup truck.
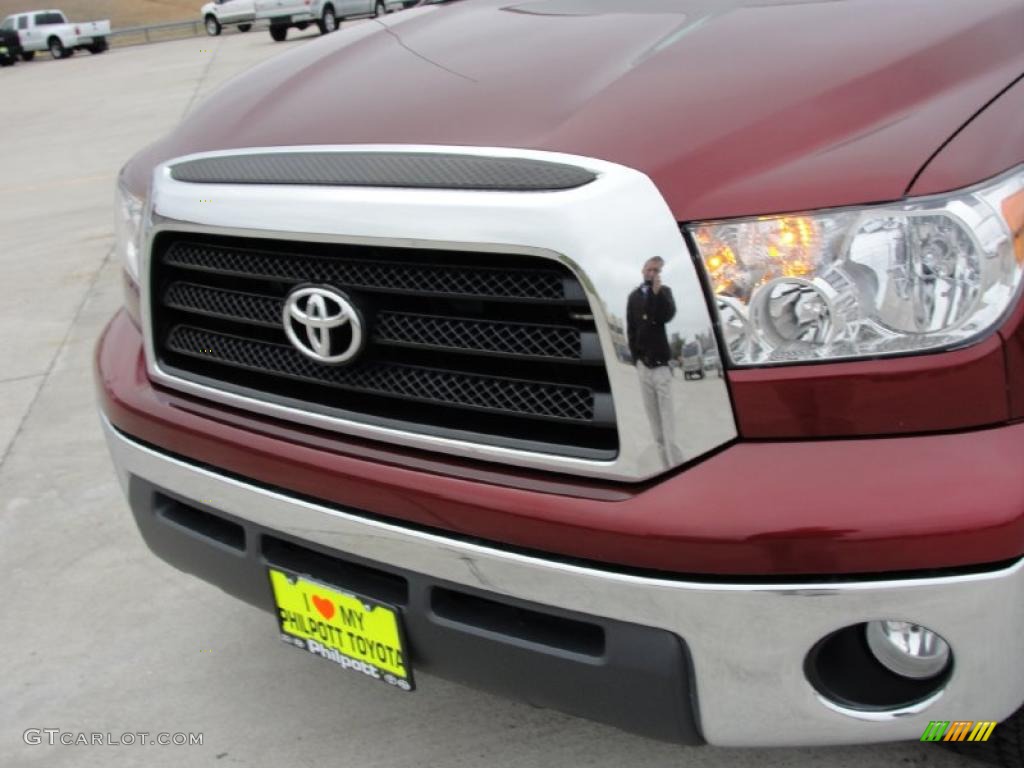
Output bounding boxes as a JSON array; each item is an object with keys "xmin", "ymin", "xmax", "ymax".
[
  {"xmin": 253, "ymin": 0, "xmax": 404, "ymax": 41},
  {"xmin": 0, "ymin": 9, "xmax": 110, "ymax": 60},
  {"xmin": 201, "ymin": 0, "xmax": 256, "ymax": 36}
]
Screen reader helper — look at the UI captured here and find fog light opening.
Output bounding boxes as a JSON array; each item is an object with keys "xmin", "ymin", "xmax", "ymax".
[{"xmin": 805, "ymin": 622, "xmax": 953, "ymax": 711}]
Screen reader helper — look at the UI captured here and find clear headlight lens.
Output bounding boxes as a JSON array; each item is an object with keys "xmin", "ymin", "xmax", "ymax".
[
  {"xmin": 691, "ymin": 167, "xmax": 1024, "ymax": 366},
  {"xmin": 115, "ymin": 180, "xmax": 145, "ymax": 284}
]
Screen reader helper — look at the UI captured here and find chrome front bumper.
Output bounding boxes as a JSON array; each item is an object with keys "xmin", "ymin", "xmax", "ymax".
[{"xmin": 102, "ymin": 415, "xmax": 1024, "ymax": 746}]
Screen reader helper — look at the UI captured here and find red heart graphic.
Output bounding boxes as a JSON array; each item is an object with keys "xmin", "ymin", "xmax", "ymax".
[{"xmin": 312, "ymin": 595, "xmax": 335, "ymax": 620}]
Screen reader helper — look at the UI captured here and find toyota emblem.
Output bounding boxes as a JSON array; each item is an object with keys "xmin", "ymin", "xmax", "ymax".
[{"xmin": 282, "ymin": 286, "xmax": 365, "ymax": 364}]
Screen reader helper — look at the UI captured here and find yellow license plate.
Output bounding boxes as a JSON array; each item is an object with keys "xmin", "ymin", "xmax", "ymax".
[{"xmin": 269, "ymin": 568, "xmax": 414, "ymax": 691}]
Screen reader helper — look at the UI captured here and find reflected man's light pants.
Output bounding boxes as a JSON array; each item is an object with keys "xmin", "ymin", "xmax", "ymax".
[{"xmin": 637, "ymin": 361, "xmax": 681, "ymax": 465}]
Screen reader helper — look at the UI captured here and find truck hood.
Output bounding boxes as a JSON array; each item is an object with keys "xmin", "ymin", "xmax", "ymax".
[{"xmin": 126, "ymin": 0, "xmax": 1024, "ymax": 220}]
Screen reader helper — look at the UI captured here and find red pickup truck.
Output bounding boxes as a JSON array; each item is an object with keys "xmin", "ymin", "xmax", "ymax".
[{"xmin": 96, "ymin": 0, "xmax": 1024, "ymax": 761}]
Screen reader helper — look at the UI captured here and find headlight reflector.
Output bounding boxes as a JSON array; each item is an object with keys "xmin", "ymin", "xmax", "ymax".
[{"xmin": 691, "ymin": 167, "xmax": 1024, "ymax": 366}]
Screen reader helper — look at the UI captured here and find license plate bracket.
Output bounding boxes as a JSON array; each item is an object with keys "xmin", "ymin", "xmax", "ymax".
[{"xmin": 268, "ymin": 567, "xmax": 414, "ymax": 692}]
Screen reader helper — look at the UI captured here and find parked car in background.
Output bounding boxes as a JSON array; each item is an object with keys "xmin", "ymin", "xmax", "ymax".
[
  {"xmin": 202, "ymin": 0, "xmax": 255, "ymax": 36},
  {"xmin": 0, "ymin": 22, "xmax": 22, "ymax": 65},
  {"xmin": 1, "ymin": 9, "xmax": 109, "ymax": 60},
  {"xmin": 255, "ymin": 0, "xmax": 402, "ymax": 41},
  {"xmin": 703, "ymin": 351, "xmax": 722, "ymax": 378},
  {"xmin": 681, "ymin": 341, "xmax": 704, "ymax": 380}
]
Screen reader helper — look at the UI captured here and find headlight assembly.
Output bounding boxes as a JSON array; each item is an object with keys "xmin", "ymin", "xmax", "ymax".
[
  {"xmin": 114, "ymin": 178, "xmax": 145, "ymax": 327},
  {"xmin": 114, "ymin": 179, "xmax": 145, "ymax": 285},
  {"xmin": 690, "ymin": 166, "xmax": 1024, "ymax": 366}
]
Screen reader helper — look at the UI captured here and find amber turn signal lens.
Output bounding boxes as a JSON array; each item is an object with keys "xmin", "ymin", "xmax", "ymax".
[{"xmin": 1003, "ymin": 188, "xmax": 1024, "ymax": 265}]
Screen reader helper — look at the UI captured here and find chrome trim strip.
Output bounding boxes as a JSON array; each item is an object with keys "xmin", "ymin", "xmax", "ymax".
[
  {"xmin": 104, "ymin": 415, "xmax": 1024, "ymax": 747},
  {"xmin": 141, "ymin": 145, "xmax": 737, "ymax": 481},
  {"xmin": 814, "ymin": 689, "xmax": 947, "ymax": 723}
]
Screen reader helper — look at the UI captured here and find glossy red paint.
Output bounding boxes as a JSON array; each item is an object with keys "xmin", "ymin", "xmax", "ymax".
[
  {"xmin": 1005, "ymin": 327, "xmax": 1024, "ymax": 420},
  {"xmin": 97, "ymin": 311, "xmax": 1024, "ymax": 576},
  {"xmin": 727, "ymin": 335, "xmax": 1010, "ymax": 439},
  {"xmin": 122, "ymin": 0, "xmax": 1024, "ymax": 223},
  {"xmin": 1002, "ymin": 275, "xmax": 1024, "ymax": 422},
  {"xmin": 909, "ymin": 76, "xmax": 1024, "ymax": 198}
]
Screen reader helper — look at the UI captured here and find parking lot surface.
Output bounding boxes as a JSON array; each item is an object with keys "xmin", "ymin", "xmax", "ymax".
[{"xmin": 0, "ymin": 27, "xmax": 984, "ymax": 768}]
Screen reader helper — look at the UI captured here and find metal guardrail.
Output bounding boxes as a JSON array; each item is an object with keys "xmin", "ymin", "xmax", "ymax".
[
  {"xmin": 87, "ymin": 3, "xmax": 417, "ymax": 48},
  {"xmin": 97, "ymin": 3, "xmax": 415, "ymax": 48},
  {"xmin": 107, "ymin": 18, "xmax": 268, "ymax": 46}
]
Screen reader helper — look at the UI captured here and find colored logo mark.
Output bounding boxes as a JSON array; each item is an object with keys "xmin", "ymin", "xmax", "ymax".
[{"xmin": 920, "ymin": 720, "xmax": 997, "ymax": 742}]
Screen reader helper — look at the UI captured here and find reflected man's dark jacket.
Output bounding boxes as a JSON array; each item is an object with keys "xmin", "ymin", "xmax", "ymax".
[{"xmin": 627, "ymin": 284, "xmax": 676, "ymax": 366}]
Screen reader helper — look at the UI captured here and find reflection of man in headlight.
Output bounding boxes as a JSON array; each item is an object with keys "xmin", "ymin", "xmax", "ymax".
[{"xmin": 627, "ymin": 256, "xmax": 681, "ymax": 465}]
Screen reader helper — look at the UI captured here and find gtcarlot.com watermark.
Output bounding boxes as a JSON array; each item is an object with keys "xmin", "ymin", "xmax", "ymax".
[{"xmin": 24, "ymin": 729, "xmax": 203, "ymax": 747}]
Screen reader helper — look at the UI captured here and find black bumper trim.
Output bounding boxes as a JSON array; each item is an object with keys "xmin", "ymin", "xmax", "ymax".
[{"xmin": 129, "ymin": 476, "xmax": 703, "ymax": 745}]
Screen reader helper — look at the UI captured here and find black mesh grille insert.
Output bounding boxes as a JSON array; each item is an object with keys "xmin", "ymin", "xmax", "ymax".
[
  {"xmin": 165, "ymin": 283, "xmax": 281, "ymax": 326},
  {"xmin": 164, "ymin": 282, "xmax": 586, "ymax": 361},
  {"xmin": 150, "ymin": 233, "xmax": 616, "ymax": 457},
  {"xmin": 163, "ymin": 241, "xmax": 567, "ymax": 301},
  {"xmin": 167, "ymin": 326, "xmax": 596, "ymax": 422},
  {"xmin": 375, "ymin": 313, "xmax": 582, "ymax": 360}
]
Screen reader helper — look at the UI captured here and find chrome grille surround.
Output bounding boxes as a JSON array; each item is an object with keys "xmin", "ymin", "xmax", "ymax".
[{"xmin": 142, "ymin": 145, "xmax": 737, "ymax": 481}]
